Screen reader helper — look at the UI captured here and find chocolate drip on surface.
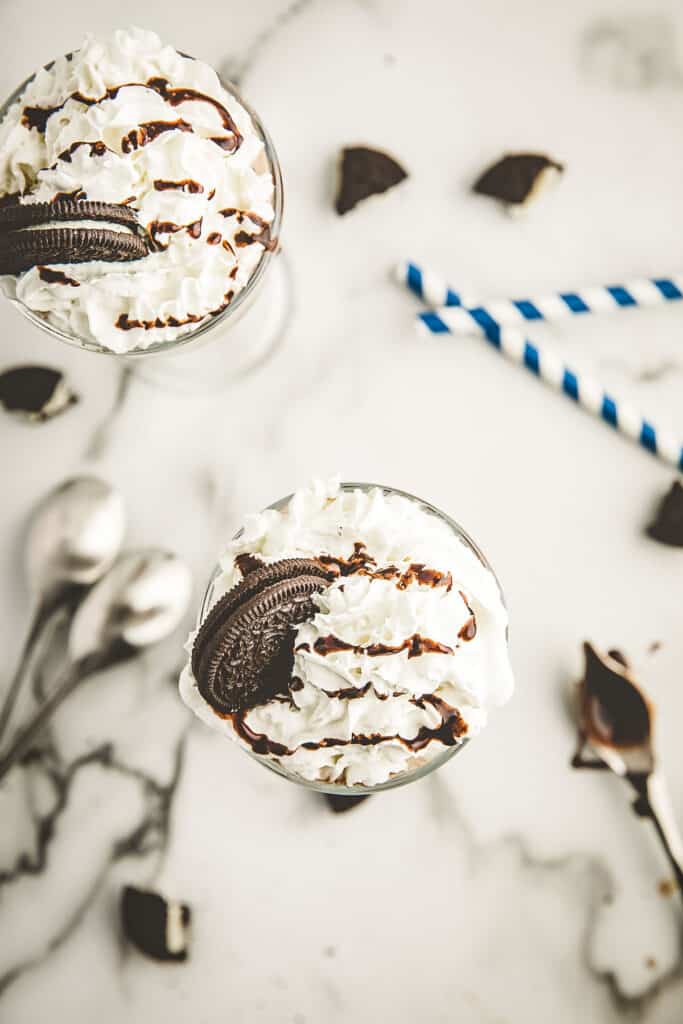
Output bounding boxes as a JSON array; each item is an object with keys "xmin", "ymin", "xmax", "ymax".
[
  {"xmin": 153, "ymin": 178, "xmax": 204, "ymax": 194},
  {"xmin": 206, "ymin": 232, "xmax": 222, "ymax": 245},
  {"xmin": 313, "ymin": 633, "xmax": 454, "ymax": 659},
  {"xmin": 37, "ymin": 266, "xmax": 80, "ymax": 287},
  {"xmin": 23, "ymin": 77, "xmax": 243, "ymax": 152}
]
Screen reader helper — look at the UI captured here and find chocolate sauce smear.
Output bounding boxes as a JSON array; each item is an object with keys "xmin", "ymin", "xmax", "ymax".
[
  {"xmin": 579, "ymin": 643, "xmax": 652, "ymax": 750},
  {"xmin": 37, "ymin": 267, "xmax": 80, "ymax": 287},
  {"xmin": 313, "ymin": 633, "xmax": 454, "ymax": 659},
  {"xmin": 23, "ymin": 77, "xmax": 243, "ymax": 153},
  {"xmin": 457, "ymin": 591, "xmax": 477, "ymax": 641}
]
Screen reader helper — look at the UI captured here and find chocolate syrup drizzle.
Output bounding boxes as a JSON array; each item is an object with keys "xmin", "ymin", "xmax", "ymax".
[
  {"xmin": 220, "ymin": 207, "xmax": 277, "ymax": 251},
  {"xmin": 115, "ymin": 289, "xmax": 234, "ymax": 331},
  {"xmin": 55, "ymin": 140, "xmax": 110, "ymax": 165},
  {"xmin": 313, "ymin": 634, "xmax": 454, "ymax": 659},
  {"xmin": 147, "ymin": 217, "xmax": 203, "ymax": 247},
  {"xmin": 317, "ymin": 541, "xmax": 454, "ymax": 592},
  {"xmin": 22, "ymin": 76, "xmax": 243, "ymax": 153},
  {"xmin": 229, "ymin": 693, "xmax": 467, "ymax": 760},
  {"xmin": 122, "ymin": 119, "xmax": 193, "ymax": 154},
  {"xmin": 37, "ymin": 267, "xmax": 80, "ymax": 287},
  {"xmin": 153, "ymin": 178, "xmax": 204, "ymax": 194}
]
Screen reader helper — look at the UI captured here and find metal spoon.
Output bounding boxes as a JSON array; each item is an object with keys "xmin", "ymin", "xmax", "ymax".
[
  {"xmin": 575, "ymin": 643, "xmax": 683, "ymax": 897},
  {"xmin": 0, "ymin": 549, "xmax": 192, "ymax": 782},
  {"xmin": 0, "ymin": 477, "xmax": 126, "ymax": 745}
]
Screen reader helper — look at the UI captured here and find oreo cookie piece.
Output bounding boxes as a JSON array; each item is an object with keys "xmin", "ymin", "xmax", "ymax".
[
  {"xmin": 120, "ymin": 886, "xmax": 191, "ymax": 962},
  {"xmin": 473, "ymin": 153, "xmax": 564, "ymax": 209},
  {"xmin": 647, "ymin": 480, "xmax": 683, "ymax": 547},
  {"xmin": 324, "ymin": 793, "xmax": 370, "ymax": 813},
  {"xmin": 0, "ymin": 365, "xmax": 77, "ymax": 422},
  {"xmin": 0, "ymin": 198, "xmax": 148, "ymax": 275},
  {"xmin": 192, "ymin": 558, "xmax": 333, "ymax": 714},
  {"xmin": 335, "ymin": 146, "xmax": 408, "ymax": 215}
]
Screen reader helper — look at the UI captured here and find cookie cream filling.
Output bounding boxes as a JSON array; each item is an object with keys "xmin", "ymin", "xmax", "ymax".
[
  {"xmin": 180, "ymin": 479, "xmax": 513, "ymax": 789},
  {"xmin": 0, "ymin": 27, "xmax": 276, "ymax": 352}
]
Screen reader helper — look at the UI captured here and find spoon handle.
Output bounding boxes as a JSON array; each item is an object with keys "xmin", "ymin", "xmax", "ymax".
[
  {"xmin": 0, "ymin": 585, "xmax": 79, "ymax": 747},
  {"xmin": 632, "ymin": 773, "xmax": 683, "ymax": 898},
  {"xmin": 0, "ymin": 644, "xmax": 131, "ymax": 782}
]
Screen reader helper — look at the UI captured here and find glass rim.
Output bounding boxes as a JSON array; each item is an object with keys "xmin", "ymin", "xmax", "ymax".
[
  {"xmin": 198, "ymin": 481, "xmax": 507, "ymax": 796},
  {"xmin": 0, "ymin": 53, "xmax": 284, "ymax": 357}
]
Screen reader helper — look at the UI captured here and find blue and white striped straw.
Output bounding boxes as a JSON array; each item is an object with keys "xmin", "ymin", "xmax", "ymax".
[
  {"xmin": 418, "ymin": 311, "xmax": 683, "ymax": 470},
  {"xmin": 393, "ymin": 261, "xmax": 467, "ymax": 307},
  {"xmin": 395, "ymin": 260, "xmax": 683, "ymax": 328}
]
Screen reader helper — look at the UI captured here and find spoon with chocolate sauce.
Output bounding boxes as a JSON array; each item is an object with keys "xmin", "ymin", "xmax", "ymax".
[
  {"xmin": 0, "ymin": 549, "xmax": 192, "ymax": 782},
  {"xmin": 575, "ymin": 643, "xmax": 683, "ymax": 897},
  {"xmin": 0, "ymin": 477, "xmax": 125, "ymax": 749}
]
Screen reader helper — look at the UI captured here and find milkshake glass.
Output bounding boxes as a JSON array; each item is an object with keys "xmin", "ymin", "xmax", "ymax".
[
  {"xmin": 180, "ymin": 480, "xmax": 514, "ymax": 794},
  {"xmin": 0, "ymin": 28, "xmax": 286, "ymax": 388}
]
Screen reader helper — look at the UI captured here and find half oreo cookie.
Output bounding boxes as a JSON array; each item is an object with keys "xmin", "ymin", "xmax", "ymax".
[
  {"xmin": 192, "ymin": 558, "xmax": 333, "ymax": 714},
  {"xmin": 0, "ymin": 199, "xmax": 148, "ymax": 274}
]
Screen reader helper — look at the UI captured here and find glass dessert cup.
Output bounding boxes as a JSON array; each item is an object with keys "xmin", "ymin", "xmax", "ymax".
[
  {"xmin": 0, "ymin": 70, "xmax": 287, "ymax": 392},
  {"xmin": 197, "ymin": 482, "xmax": 508, "ymax": 796}
]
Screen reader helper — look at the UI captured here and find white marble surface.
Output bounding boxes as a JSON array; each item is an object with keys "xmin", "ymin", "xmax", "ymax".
[{"xmin": 1, "ymin": 0, "xmax": 682, "ymax": 1021}]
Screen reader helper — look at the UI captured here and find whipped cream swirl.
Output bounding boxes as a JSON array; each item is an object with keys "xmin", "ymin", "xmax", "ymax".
[
  {"xmin": 180, "ymin": 479, "xmax": 513, "ymax": 789},
  {"xmin": 0, "ymin": 27, "xmax": 276, "ymax": 352}
]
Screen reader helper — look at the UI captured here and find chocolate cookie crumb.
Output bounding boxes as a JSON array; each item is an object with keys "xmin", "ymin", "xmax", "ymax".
[
  {"xmin": 335, "ymin": 146, "xmax": 407, "ymax": 215},
  {"xmin": 120, "ymin": 885, "xmax": 191, "ymax": 962},
  {"xmin": 647, "ymin": 480, "xmax": 683, "ymax": 547},
  {"xmin": 473, "ymin": 152, "xmax": 564, "ymax": 208},
  {"xmin": 0, "ymin": 365, "xmax": 78, "ymax": 422},
  {"xmin": 324, "ymin": 793, "xmax": 370, "ymax": 813}
]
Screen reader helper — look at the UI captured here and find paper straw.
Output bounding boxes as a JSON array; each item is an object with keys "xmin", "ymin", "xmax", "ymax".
[
  {"xmin": 395, "ymin": 260, "xmax": 683, "ymax": 326},
  {"xmin": 393, "ymin": 261, "xmax": 465, "ymax": 307},
  {"xmin": 418, "ymin": 310, "xmax": 683, "ymax": 470}
]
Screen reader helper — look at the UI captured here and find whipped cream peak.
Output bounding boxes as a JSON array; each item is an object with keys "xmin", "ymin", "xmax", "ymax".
[
  {"xmin": 180, "ymin": 480, "xmax": 514, "ymax": 789},
  {"xmin": 0, "ymin": 27, "xmax": 277, "ymax": 352}
]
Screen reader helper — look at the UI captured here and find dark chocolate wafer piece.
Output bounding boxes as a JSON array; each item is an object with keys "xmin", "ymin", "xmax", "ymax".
[
  {"xmin": 473, "ymin": 153, "xmax": 564, "ymax": 207},
  {"xmin": 120, "ymin": 886, "xmax": 191, "ymax": 963},
  {"xmin": 0, "ymin": 364, "xmax": 77, "ymax": 422},
  {"xmin": 192, "ymin": 558, "xmax": 333, "ymax": 714},
  {"xmin": 647, "ymin": 480, "xmax": 683, "ymax": 547},
  {"xmin": 0, "ymin": 199, "xmax": 139, "ymax": 233},
  {"xmin": 0, "ymin": 227, "xmax": 147, "ymax": 274},
  {"xmin": 335, "ymin": 146, "xmax": 407, "ymax": 215}
]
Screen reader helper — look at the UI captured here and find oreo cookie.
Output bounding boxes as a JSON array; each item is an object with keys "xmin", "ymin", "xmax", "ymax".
[
  {"xmin": 120, "ymin": 886, "xmax": 191, "ymax": 962},
  {"xmin": 335, "ymin": 146, "xmax": 408, "ymax": 215},
  {"xmin": 0, "ymin": 198, "xmax": 148, "ymax": 274},
  {"xmin": 647, "ymin": 480, "xmax": 683, "ymax": 547},
  {"xmin": 192, "ymin": 558, "xmax": 333, "ymax": 714},
  {"xmin": 473, "ymin": 153, "xmax": 564, "ymax": 208},
  {"xmin": 0, "ymin": 364, "xmax": 77, "ymax": 422}
]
